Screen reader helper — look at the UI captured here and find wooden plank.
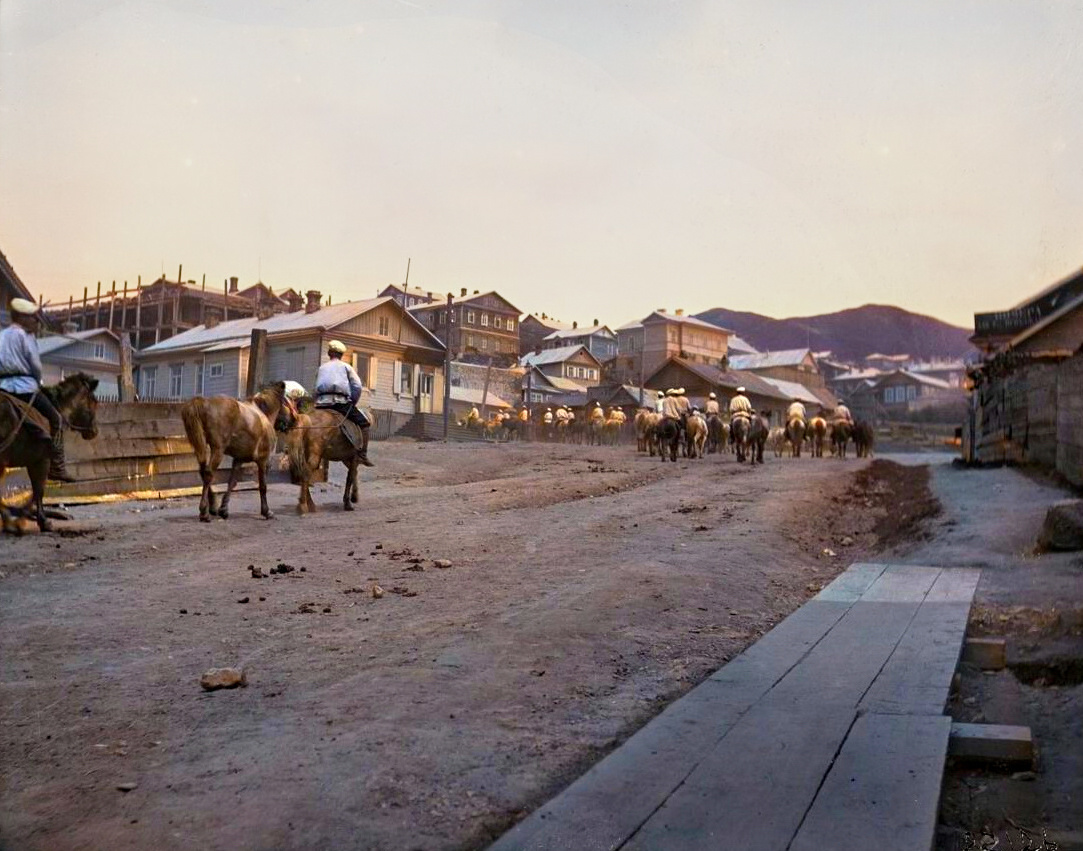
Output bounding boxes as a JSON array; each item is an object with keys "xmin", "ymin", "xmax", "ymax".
[
  {"xmin": 860, "ymin": 569, "xmax": 980, "ymax": 716},
  {"xmin": 962, "ymin": 637, "xmax": 1006, "ymax": 670},
  {"xmin": 789, "ymin": 713, "xmax": 952, "ymax": 851},
  {"xmin": 948, "ymin": 723, "xmax": 1033, "ymax": 765},
  {"xmin": 814, "ymin": 562, "xmax": 889, "ymax": 602},
  {"xmin": 491, "ymin": 601, "xmax": 854, "ymax": 851},
  {"xmin": 622, "ymin": 568, "xmax": 939, "ymax": 851}
]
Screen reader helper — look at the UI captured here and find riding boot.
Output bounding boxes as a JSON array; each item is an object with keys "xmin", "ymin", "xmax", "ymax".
[
  {"xmin": 358, "ymin": 428, "xmax": 375, "ymax": 467},
  {"xmin": 48, "ymin": 430, "xmax": 77, "ymax": 482}
]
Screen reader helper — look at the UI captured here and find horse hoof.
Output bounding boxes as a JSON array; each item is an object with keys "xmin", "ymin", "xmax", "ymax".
[
  {"xmin": 218, "ymin": 510, "xmax": 229, "ymax": 520},
  {"xmin": 296, "ymin": 505, "xmax": 307, "ymax": 516},
  {"xmin": 350, "ymin": 493, "xmax": 359, "ymax": 504},
  {"xmin": 39, "ymin": 521, "xmax": 54, "ymax": 534},
  {"xmin": 199, "ymin": 514, "xmax": 211, "ymax": 523},
  {"xmin": 263, "ymin": 511, "xmax": 274, "ymax": 520},
  {"xmin": 343, "ymin": 502, "xmax": 354, "ymax": 511}
]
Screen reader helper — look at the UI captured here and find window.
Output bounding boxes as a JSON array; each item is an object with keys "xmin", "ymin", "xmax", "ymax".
[
  {"xmin": 169, "ymin": 364, "xmax": 183, "ymax": 398},
  {"xmin": 506, "ymin": 318, "xmax": 515, "ymax": 332},
  {"xmin": 209, "ymin": 363, "xmax": 224, "ymax": 378},
  {"xmin": 283, "ymin": 347, "xmax": 305, "ymax": 382},
  {"xmin": 466, "ymin": 311, "xmax": 475, "ymax": 324},
  {"xmin": 142, "ymin": 366, "xmax": 158, "ymax": 398},
  {"xmin": 466, "ymin": 334, "xmax": 475, "ymax": 348},
  {"xmin": 494, "ymin": 316, "xmax": 502, "ymax": 330},
  {"xmin": 92, "ymin": 342, "xmax": 106, "ymax": 360},
  {"xmin": 589, "ymin": 369, "xmax": 598, "ymax": 381},
  {"xmin": 379, "ymin": 316, "xmax": 390, "ymax": 336},
  {"xmin": 480, "ymin": 313, "xmax": 489, "ymax": 327},
  {"xmin": 480, "ymin": 336, "xmax": 488, "ymax": 350},
  {"xmin": 196, "ymin": 362, "xmax": 205, "ymax": 395},
  {"xmin": 399, "ymin": 362, "xmax": 413, "ymax": 395},
  {"xmin": 352, "ymin": 353, "xmax": 371, "ymax": 386},
  {"xmin": 907, "ymin": 385, "xmax": 918, "ymax": 400}
]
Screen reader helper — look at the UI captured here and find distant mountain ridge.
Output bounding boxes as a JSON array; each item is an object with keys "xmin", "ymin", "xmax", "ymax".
[{"xmin": 695, "ymin": 304, "xmax": 973, "ymax": 365}]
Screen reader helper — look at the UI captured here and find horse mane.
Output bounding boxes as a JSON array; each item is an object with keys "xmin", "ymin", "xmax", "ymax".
[
  {"xmin": 45, "ymin": 372, "xmax": 99, "ymax": 407},
  {"xmin": 251, "ymin": 381, "xmax": 286, "ymax": 418}
]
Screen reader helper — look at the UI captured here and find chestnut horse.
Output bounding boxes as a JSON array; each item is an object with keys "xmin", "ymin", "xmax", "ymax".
[
  {"xmin": 808, "ymin": 417, "xmax": 828, "ymax": 457},
  {"xmin": 285, "ymin": 407, "xmax": 368, "ymax": 514},
  {"xmin": 0, "ymin": 373, "xmax": 99, "ymax": 533},
  {"xmin": 180, "ymin": 381, "xmax": 296, "ymax": 522}
]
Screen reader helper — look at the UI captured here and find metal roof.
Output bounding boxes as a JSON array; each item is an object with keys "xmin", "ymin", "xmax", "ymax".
[
  {"xmin": 139, "ymin": 297, "xmax": 445, "ymax": 354},
  {"xmin": 728, "ymin": 348, "xmax": 812, "ymax": 370},
  {"xmin": 36, "ymin": 328, "xmax": 119, "ymax": 356},
  {"xmin": 641, "ymin": 311, "xmax": 735, "ymax": 334},
  {"xmin": 727, "ymin": 335, "xmax": 760, "ymax": 355},
  {"xmin": 542, "ymin": 325, "xmax": 615, "ymax": 341},
  {"xmin": 648, "ymin": 357, "xmax": 791, "ymax": 402},
  {"xmin": 519, "ymin": 344, "xmax": 600, "ymax": 367},
  {"xmin": 879, "ymin": 370, "xmax": 954, "ymax": 390},
  {"xmin": 757, "ymin": 377, "xmax": 826, "ymax": 405},
  {"xmin": 449, "ymin": 386, "xmax": 512, "ymax": 408}
]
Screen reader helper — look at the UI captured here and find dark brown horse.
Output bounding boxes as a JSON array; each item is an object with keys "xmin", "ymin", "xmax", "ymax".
[
  {"xmin": 180, "ymin": 382, "xmax": 296, "ymax": 522},
  {"xmin": 748, "ymin": 413, "xmax": 769, "ymax": 465},
  {"xmin": 731, "ymin": 414, "xmax": 751, "ymax": 462},
  {"xmin": 853, "ymin": 421, "xmax": 875, "ymax": 458},
  {"xmin": 0, "ymin": 373, "xmax": 99, "ymax": 533},
  {"xmin": 655, "ymin": 416, "xmax": 680, "ymax": 462},
  {"xmin": 832, "ymin": 421, "xmax": 853, "ymax": 458},
  {"xmin": 285, "ymin": 407, "xmax": 369, "ymax": 514}
]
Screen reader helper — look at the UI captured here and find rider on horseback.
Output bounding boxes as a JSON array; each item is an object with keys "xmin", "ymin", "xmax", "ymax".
[
  {"xmin": 705, "ymin": 392, "xmax": 720, "ymax": 416},
  {"xmin": 787, "ymin": 396, "xmax": 806, "ymax": 425},
  {"xmin": 834, "ymin": 403, "xmax": 854, "ymax": 426},
  {"xmin": 314, "ymin": 340, "xmax": 374, "ymax": 467},
  {"xmin": 660, "ymin": 388, "xmax": 682, "ymax": 421},
  {"xmin": 0, "ymin": 298, "xmax": 75, "ymax": 481},
  {"xmin": 729, "ymin": 386, "xmax": 752, "ymax": 424}
]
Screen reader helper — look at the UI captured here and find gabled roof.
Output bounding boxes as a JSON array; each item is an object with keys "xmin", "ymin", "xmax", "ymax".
[
  {"xmin": 728, "ymin": 348, "xmax": 813, "ymax": 370},
  {"xmin": 519, "ymin": 344, "xmax": 602, "ymax": 368},
  {"xmin": 727, "ymin": 335, "xmax": 760, "ymax": 355},
  {"xmin": 645, "ymin": 357, "xmax": 791, "ymax": 402},
  {"xmin": 139, "ymin": 297, "xmax": 445, "ymax": 355},
  {"xmin": 1007, "ymin": 290, "xmax": 1083, "ymax": 352},
  {"xmin": 520, "ymin": 314, "xmax": 575, "ymax": 331},
  {"xmin": 449, "ymin": 386, "xmax": 512, "ymax": 408},
  {"xmin": 874, "ymin": 369, "xmax": 953, "ymax": 390},
  {"xmin": 457, "ymin": 290, "xmax": 521, "ymax": 314},
  {"xmin": 37, "ymin": 328, "xmax": 119, "ymax": 357},
  {"xmin": 758, "ymin": 376, "xmax": 838, "ymax": 408},
  {"xmin": 380, "ymin": 283, "xmax": 438, "ymax": 300},
  {"xmin": 0, "ymin": 249, "xmax": 34, "ymax": 302},
  {"xmin": 640, "ymin": 311, "xmax": 734, "ymax": 334},
  {"xmin": 542, "ymin": 325, "xmax": 615, "ymax": 342},
  {"xmin": 522, "ymin": 366, "xmax": 587, "ymax": 393},
  {"xmin": 832, "ymin": 368, "xmax": 883, "ymax": 382}
]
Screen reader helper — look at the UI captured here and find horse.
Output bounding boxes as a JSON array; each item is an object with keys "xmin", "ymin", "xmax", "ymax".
[
  {"xmin": 748, "ymin": 414, "xmax": 769, "ymax": 465},
  {"xmin": 731, "ymin": 415, "xmax": 752, "ymax": 463},
  {"xmin": 808, "ymin": 417, "xmax": 828, "ymax": 458},
  {"xmin": 0, "ymin": 374, "xmax": 100, "ymax": 534},
  {"xmin": 603, "ymin": 413, "xmax": 623, "ymax": 446},
  {"xmin": 180, "ymin": 381, "xmax": 296, "ymax": 522},
  {"xmin": 853, "ymin": 421, "xmax": 875, "ymax": 458},
  {"xmin": 786, "ymin": 417, "xmax": 807, "ymax": 458},
  {"xmin": 634, "ymin": 409, "xmax": 655, "ymax": 453},
  {"xmin": 768, "ymin": 426, "xmax": 788, "ymax": 458},
  {"xmin": 705, "ymin": 414, "xmax": 725, "ymax": 454},
  {"xmin": 655, "ymin": 416, "xmax": 680, "ymax": 462},
  {"xmin": 685, "ymin": 413, "xmax": 708, "ymax": 459},
  {"xmin": 831, "ymin": 420, "xmax": 853, "ymax": 458},
  {"xmin": 285, "ymin": 406, "xmax": 371, "ymax": 514},
  {"xmin": 587, "ymin": 412, "xmax": 606, "ymax": 446}
]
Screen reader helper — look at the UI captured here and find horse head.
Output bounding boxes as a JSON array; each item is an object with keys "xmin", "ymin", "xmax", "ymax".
[
  {"xmin": 254, "ymin": 381, "xmax": 297, "ymax": 432},
  {"xmin": 49, "ymin": 372, "xmax": 100, "ymax": 440}
]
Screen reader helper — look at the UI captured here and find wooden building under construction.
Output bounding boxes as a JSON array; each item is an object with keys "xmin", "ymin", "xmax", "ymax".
[{"xmin": 42, "ymin": 271, "xmax": 309, "ymax": 350}]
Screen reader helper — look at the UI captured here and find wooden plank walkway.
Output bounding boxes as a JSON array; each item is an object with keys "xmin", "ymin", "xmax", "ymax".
[{"xmin": 489, "ymin": 562, "xmax": 980, "ymax": 851}]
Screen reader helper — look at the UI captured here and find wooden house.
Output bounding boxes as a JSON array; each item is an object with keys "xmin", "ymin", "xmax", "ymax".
[
  {"xmin": 972, "ymin": 266, "xmax": 1083, "ymax": 356},
  {"xmin": 135, "ymin": 297, "xmax": 446, "ymax": 430},
  {"xmin": 613, "ymin": 310, "xmax": 731, "ymax": 384},
  {"xmin": 411, "ymin": 289, "xmax": 521, "ymax": 367},
  {"xmin": 644, "ymin": 357, "xmax": 794, "ymax": 425},
  {"xmin": 378, "ymin": 283, "xmax": 439, "ymax": 309},
  {"xmin": 542, "ymin": 322, "xmax": 618, "ymax": 360},
  {"xmin": 727, "ymin": 348, "xmax": 824, "ymax": 388},
  {"xmin": 519, "ymin": 313, "xmax": 573, "ymax": 356},
  {"xmin": 520, "ymin": 344, "xmax": 603, "ymax": 387},
  {"xmin": 38, "ymin": 329, "xmax": 122, "ymax": 398}
]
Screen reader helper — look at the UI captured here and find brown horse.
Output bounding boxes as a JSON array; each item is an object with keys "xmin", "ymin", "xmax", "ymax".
[
  {"xmin": 0, "ymin": 373, "xmax": 100, "ymax": 533},
  {"xmin": 285, "ymin": 407, "xmax": 368, "ymax": 514},
  {"xmin": 853, "ymin": 421, "xmax": 875, "ymax": 458},
  {"xmin": 180, "ymin": 381, "xmax": 296, "ymax": 522},
  {"xmin": 786, "ymin": 417, "xmax": 807, "ymax": 458},
  {"xmin": 832, "ymin": 420, "xmax": 853, "ymax": 458},
  {"xmin": 748, "ymin": 413, "xmax": 769, "ymax": 465},
  {"xmin": 808, "ymin": 417, "xmax": 828, "ymax": 457}
]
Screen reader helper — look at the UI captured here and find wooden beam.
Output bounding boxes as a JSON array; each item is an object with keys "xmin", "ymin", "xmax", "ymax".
[
  {"xmin": 245, "ymin": 328, "xmax": 268, "ymax": 396},
  {"xmin": 949, "ymin": 722, "xmax": 1033, "ymax": 765},
  {"xmin": 118, "ymin": 332, "xmax": 136, "ymax": 402},
  {"xmin": 962, "ymin": 637, "xmax": 1007, "ymax": 670}
]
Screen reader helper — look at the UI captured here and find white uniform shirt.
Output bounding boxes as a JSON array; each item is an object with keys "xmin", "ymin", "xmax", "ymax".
[
  {"xmin": 0, "ymin": 324, "xmax": 42, "ymax": 394},
  {"xmin": 315, "ymin": 359, "xmax": 362, "ymax": 406}
]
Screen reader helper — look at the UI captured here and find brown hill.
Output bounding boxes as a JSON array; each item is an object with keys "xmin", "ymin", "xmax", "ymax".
[{"xmin": 695, "ymin": 304, "xmax": 974, "ymax": 364}]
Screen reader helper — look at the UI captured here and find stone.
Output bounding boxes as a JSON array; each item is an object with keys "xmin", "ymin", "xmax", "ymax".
[
  {"xmin": 372, "ymin": 584, "xmax": 385, "ymax": 599},
  {"xmin": 433, "ymin": 559, "xmax": 453, "ymax": 569},
  {"xmin": 200, "ymin": 667, "xmax": 247, "ymax": 691},
  {"xmin": 1037, "ymin": 500, "xmax": 1083, "ymax": 551},
  {"xmin": 116, "ymin": 782, "xmax": 138, "ymax": 792}
]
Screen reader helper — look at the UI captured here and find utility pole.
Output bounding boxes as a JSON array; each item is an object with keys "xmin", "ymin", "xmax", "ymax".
[{"xmin": 442, "ymin": 293, "xmax": 453, "ymax": 440}]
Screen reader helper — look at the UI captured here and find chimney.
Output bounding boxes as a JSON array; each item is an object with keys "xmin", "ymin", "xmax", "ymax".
[
  {"xmin": 593, "ymin": 318, "xmax": 599, "ymax": 326},
  {"xmin": 460, "ymin": 287, "xmax": 467, "ymax": 297},
  {"xmin": 675, "ymin": 308, "xmax": 684, "ymax": 316},
  {"xmin": 229, "ymin": 276, "xmax": 239, "ymax": 294},
  {"xmin": 257, "ymin": 304, "xmax": 276, "ymax": 320},
  {"xmin": 473, "ymin": 290, "xmax": 479, "ymax": 295},
  {"xmin": 658, "ymin": 308, "xmax": 667, "ymax": 313},
  {"xmin": 205, "ymin": 313, "xmax": 220, "ymax": 329},
  {"xmin": 572, "ymin": 321, "xmax": 578, "ymax": 329},
  {"xmin": 305, "ymin": 290, "xmax": 322, "ymax": 314},
  {"xmin": 62, "ymin": 320, "xmax": 78, "ymax": 335}
]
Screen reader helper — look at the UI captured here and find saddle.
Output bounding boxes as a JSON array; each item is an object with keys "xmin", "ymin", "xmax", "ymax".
[{"xmin": 0, "ymin": 390, "xmax": 50, "ymax": 440}]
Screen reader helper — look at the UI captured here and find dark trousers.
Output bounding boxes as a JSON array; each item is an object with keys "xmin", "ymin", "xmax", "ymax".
[
  {"xmin": 13, "ymin": 391, "xmax": 61, "ymax": 435},
  {"xmin": 324, "ymin": 402, "xmax": 370, "ymax": 430}
]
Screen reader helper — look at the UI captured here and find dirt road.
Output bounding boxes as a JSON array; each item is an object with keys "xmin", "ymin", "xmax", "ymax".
[{"xmin": 1, "ymin": 441, "xmax": 930, "ymax": 851}]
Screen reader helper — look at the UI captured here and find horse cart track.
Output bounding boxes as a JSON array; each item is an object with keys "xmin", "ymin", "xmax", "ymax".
[{"xmin": 0, "ymin": 441, "xmax": 937, "ymax": 851}]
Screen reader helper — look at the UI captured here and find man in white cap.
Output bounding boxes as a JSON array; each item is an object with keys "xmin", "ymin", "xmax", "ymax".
[
  {"xmin": 729, "ymin": 386, "xmax": 753, "ymax": 421},
  {"xmin": 676, "ymin": 387, "xmax": 691, "ymax": 416},
  {"xmin": 661, "ymin": 387, "xmax": 682, "ymax": 421},
  {"xmin": 705, "ymin": 392, "xmax": 720, "ymax": 416},
  {"xmin": 314, "ymin": 340, "xmax": 373, "ymax": 466},
  {"xmin": 0, "ymin": 298, "xmax": 74, "ymax": 480},
  {"xmin": 787, "ymin": 396, "xmax": 807, "ymax": 425}
]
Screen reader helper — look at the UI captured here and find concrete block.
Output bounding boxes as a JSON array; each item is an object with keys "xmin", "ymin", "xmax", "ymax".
[
  {"xmin": 1038, "ymin": 500, "xmax": 1083, "ymax": 551},
  {"xmin": 949, "ymin": 723, "xmax": 1033, "ymax": 765},
  {"xmin": 962, "ymin": 637, "xmax": 1006, "ymax": 669}
]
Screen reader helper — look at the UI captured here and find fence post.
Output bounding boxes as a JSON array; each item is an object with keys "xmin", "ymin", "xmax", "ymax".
[
  {"xmin": 118, "ymin": 332, "xmax": 136, "ymax": 402},
  {"xmin": 246, "ymin": 328, "xmax": 268, "ymax": 397}
]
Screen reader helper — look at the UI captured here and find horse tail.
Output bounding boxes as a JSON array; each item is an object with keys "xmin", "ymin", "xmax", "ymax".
[{"xmin": 180, "ymin": 398, "xmax": 210, "ymax": 464}]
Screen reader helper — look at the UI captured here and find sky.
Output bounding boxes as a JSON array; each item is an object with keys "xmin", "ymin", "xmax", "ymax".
[{"xmin": 1, "ymin": 0, "xmax": 1081, "ymax": 330}]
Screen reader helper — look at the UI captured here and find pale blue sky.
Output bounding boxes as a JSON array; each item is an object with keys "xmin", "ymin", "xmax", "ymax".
[{"xmin": 1, "ymin": 0, "xmax": 1081, "ymax": 328}]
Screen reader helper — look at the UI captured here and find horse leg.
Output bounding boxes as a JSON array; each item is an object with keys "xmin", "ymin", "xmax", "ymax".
[
  {"xmin": 197, "ymin": 462, "xmax": 215, "ymax": 521},
  {"xmin": 218, "ymin": 458, "xmax": 244, "ymax": 519},
  {"xmin": 27, "ymin": 456, "xmax": 52, "ymax": 533},
  {"xmin": 343, "ymin": 459, "xmax": 356, "ymax": 511},
  {"xmin": 257, "ymin": 458, "xmax": 273, "ymax": 519}
]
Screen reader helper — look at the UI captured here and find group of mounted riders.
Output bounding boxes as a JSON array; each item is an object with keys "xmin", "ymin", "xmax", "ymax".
[
  {"xmin": 634, "ymin": 385, "xmax": 874, "ymax": 464},
  {"xmin": 460, "ymin": 401, "xmax": 628, "ymax": 445}
]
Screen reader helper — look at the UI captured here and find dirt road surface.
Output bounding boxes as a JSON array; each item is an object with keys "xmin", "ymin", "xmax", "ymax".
[{"xmin": 1, "ymin": 441, "xmax": 932, "ymax": 851}]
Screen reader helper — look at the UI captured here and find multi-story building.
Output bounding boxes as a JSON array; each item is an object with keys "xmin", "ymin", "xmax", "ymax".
[
  {"xmin": 518, "ymin": 313, "xmax": 573, "ymax": 356},
  {"xmin": 520, "ymin": 344, "xmax": 604, "ymax": 388},
  {"xmin": 410, "ymin": 288, "xmax": 521, "ymax": 367},
  {"xmin": 613, "ymin": 309, "xmax": 731, "ymax": 384},
  {"xmin": 378, "ymin": 283, "xmax": 439, "ymax": 309},
  {"xmin": 542, "ymin": 321, "xmax": 617, "ymax": 361}
]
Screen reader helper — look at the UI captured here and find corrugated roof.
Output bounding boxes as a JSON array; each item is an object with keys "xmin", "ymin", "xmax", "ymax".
[
  {"xmin": 36, "ymin": 328, "xmax": 118, "ymax": 356},
  {"xmin": 641, "ymin": 311, "xmax": 734, "ymax": 334},
  {"xmin": 519, "ymin": 344, "xmax": 599, "ymax": 367},
  {"xmin": 449, "ymin": 386, "xmax": 512, "ymax": 408},
  {"xmin": 140, "ymin": 297, "xmax": 444, "ymax": 354},
  {"xmin": 728, "ymin": 348, "xmax": 812, "ymax": 370},
  {"xmin": 757, "ymin": 377, "xmax": 826, "ymax": 405},
  {"xmin": 543, "ymin": 325, "xmax": 615, "ymax": 341},
  {"xmin": 727, "ymin": 335, "xmax": 760, "ymax": 355},
  {"xmin": 650, "ymin": 358, "xmax": 791, "ymax": 402},
  {"xmin": 832, "ymin": 368, "xmax": 883, "ymax": 382}
]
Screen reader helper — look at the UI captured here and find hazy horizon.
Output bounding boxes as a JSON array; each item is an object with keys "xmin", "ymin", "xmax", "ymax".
[{"xmin": 2, "ymin": 1, "xmax": 1081, "ymax": 330}]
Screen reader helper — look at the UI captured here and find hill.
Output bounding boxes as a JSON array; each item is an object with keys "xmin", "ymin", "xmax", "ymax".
[{"xmin": 695, "ymin": 304, "xmax": 973, "ymax": 364}]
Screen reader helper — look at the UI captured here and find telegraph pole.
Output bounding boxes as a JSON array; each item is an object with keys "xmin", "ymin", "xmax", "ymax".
[{"xmin": 442, "ymin": 293, "xmax": 453, "ymax": 440}]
